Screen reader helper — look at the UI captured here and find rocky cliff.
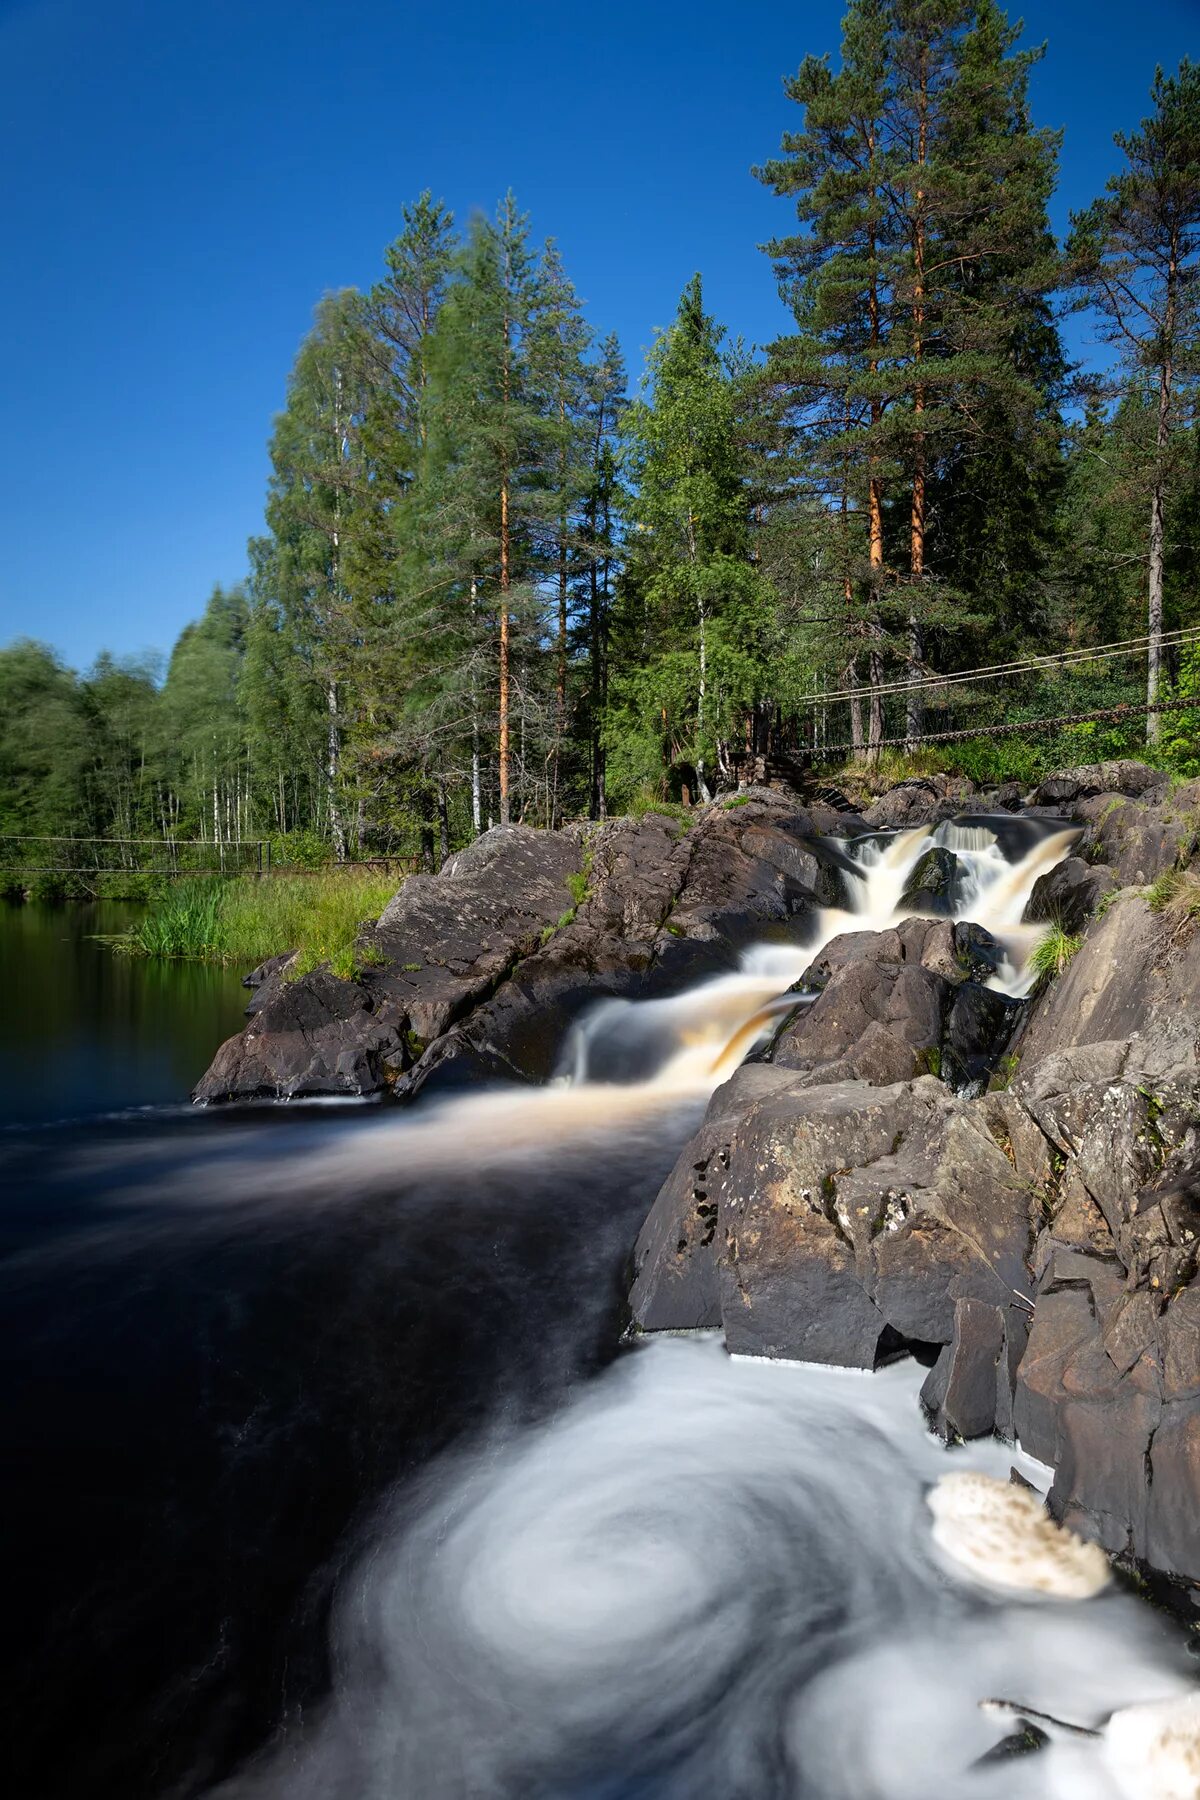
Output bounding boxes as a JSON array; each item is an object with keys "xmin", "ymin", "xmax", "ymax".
[{"xmin": 627, "ymin": 760, "xmax": 1200, "ymax": 1589}]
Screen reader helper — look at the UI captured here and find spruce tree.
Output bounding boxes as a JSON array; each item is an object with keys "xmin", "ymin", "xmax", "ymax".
[
  {"xmin": 253, "ymin": 289, "xmax": 374, "ymax": 858},
  {"xmin": 1070, "ymin": 59, "xmax": 1200, "ymax": 740},
  {"xmin": 612, "ymin": 277, "xmax": 769, "ymax": 803}
]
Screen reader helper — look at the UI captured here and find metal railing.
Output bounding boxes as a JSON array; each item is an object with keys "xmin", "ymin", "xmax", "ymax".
[
  {"xmin": 0, "ymin": 837, "xmax": 271, "ymax": 876},
  {"xmin": 794, "ymin": 628, "xmax": 1200, "ymax": 762}
]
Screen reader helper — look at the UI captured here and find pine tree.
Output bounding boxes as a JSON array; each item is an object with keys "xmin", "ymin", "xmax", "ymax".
[
  {"xmin": 1070, "ymin": 59, "xmax": 1200, "ymax": 740},
  {"xmin": 579, "ymin": 333, "xmax": 626, "ymax": 816},
  {"xmin": 421, "ymin": 197, "xmax": 556, "ymax": 826},
  {"xmin": 758, "ymin": 0, "xmax": 1063, "ymax": 748},
  {"xmin": 527, "ymin": 241, "xmax": 593, "ymax": 823},
  {"xmin": 755, "ymin": 0, "xmax": 893, "ymax": 752}
]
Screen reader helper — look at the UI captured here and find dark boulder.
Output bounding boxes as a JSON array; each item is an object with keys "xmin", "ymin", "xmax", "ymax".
[
  {"xmin": 630, "ymin": 1069, "xmax": 1038, "ymax": 1368},
  {"xmin": 195, "ymin": 823, "xmax": 586, "ymax": 1103},
  {"xmin": 1013, "ymin": 890, "xmax": 1200, "ymax": 1079},
  {"xmin": 898, "ymin": 846, "xmax": 960, "ymax": 916},
  {"xmin": 766, "ymin": 918, "xmax": 1016, "ymax": 1093},
  {"xmin": 953, "ymin": 921, "xmax": 1007, "ymax": 982},
  {"xmin": 862, "ymin": 775, "xmax": 977, "ymax": 829},
  {"xmin": 1030, "ymin": 760, "xmax": 1169, "ymax": 806},
  {"xmin": 921, "ymin": 1297, "xmax": 1028, "ymax": 1442},
  {"xmin": 1067, "ymin": 780, "xmax": 1200, "ymax": 887},
  {"xmin": 195, "ymin": 969, "xmax": 399, "ymax": 1104},
  {"xmin": 942, "ymin": 983, "xmax": 1021, "ymax": 1091},
  {"xmin": 1023, "ymin": 855, "xmax": 1115, "ymax": 935}
]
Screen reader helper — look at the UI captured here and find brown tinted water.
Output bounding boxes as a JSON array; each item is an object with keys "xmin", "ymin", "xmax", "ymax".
[{"xmin": 0, "ymin": 899, "xmax": 247, "ymax": 1127}]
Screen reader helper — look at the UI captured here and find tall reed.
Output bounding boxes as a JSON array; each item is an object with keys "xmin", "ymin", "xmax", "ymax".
[{"xmin": 115, "ymin": 870, "xmax": 398, "ymax": 977}]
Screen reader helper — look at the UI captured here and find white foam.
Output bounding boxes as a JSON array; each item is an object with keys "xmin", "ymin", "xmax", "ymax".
[
  {"xmin": 1104, "ymin": 1691, "xmax": 1200, "ymax": 1800},
  {"xmin": 928, "ymin": 1470, "xmax": 1111, "ymax": 1599}
]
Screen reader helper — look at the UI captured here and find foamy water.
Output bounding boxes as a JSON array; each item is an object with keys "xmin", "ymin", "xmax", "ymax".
[
  {"xmin": 560, "ymin": 813, "xmax": 1077, "ymax": 1092},
  {"xmin": 216, "ymin": 1338, "xmax": 1193, "ymax": 1800}
]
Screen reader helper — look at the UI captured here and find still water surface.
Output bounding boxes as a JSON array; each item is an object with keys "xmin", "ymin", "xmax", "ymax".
[{"xmin": 0, "ymin": 900, "xmax": 247, "ymax": 1127}]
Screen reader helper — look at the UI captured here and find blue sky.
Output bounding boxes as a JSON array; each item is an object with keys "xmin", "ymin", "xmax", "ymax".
[{"xmin": 1, "ymin": 0, "xmax": 1196, "ymax": 671}]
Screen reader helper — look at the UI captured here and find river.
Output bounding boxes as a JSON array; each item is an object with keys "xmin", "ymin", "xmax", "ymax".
[{"xmin": 0, "ymin": 868, "xmax": 1194, "ymax": 1800}]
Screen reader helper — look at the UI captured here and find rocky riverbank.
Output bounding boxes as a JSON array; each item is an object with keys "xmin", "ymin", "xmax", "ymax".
[{"xmin": 193, "ymin": 758, "xmax": 1200, "ymax": 1592}]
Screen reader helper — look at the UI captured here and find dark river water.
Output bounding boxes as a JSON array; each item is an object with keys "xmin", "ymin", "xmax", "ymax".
[{"xmin": 0, "ymin": 901, "xmax": 1192, "ymax": 1800}]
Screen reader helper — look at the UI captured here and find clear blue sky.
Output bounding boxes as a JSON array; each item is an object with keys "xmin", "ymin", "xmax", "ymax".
[{"xmin": 0, "ymin": 0, "xmax": 1195, "ymax": 671}]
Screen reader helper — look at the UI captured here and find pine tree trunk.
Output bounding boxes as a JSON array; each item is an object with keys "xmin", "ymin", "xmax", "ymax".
[
  {"xmin": 470, "ymin": 579, "xmax": 482, "ymax": 835},
  {"xmin": 553, "ymin": 407, "xmax": 568, "ymax": 828},
  {"xmin": 847, "ymin": 656, "xmax": 864, "ymax": 755},
  {"xmin": 696, "ymin": 596, "xmax": 711, "ymax": 803},
  {"xmin": 906, "ymin": 47, "xmax": 929, "ymax": 754},
  {"xmin": 1146, "ymin": 257, "xmax": 1176, "ymax": 746}
]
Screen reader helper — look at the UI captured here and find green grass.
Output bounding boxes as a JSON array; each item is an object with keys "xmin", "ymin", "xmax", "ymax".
[
  {"xmin": 1028, "ymin": 922, "xmax": 1083, "ymax": 986},
  {"xmin": 1146, "ymin": 867, "xmax": 1200, "ymax": 922},
  {"xmin": 114, "ymin": 869, "xmax": 399, "ymax": 978}
]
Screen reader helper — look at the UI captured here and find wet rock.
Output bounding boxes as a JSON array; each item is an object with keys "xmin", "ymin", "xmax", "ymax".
[
  {"xmin": 976, "ymin": 781, "xmax": 1024, "ymax": 813},
  {"xmin": 973, "ymin": 1721, "xmax": 1051, "ymax": 1766},
  {"xmin": 1014, "ymin": 891, "xmax": 1200, "ymax": 1079},
  {"xmin": 196, "ymin": 824, "xmax": 586, "ymax": 1103},
  {"xmin": 861, "ymin": 775, "xmax": 977, "ymax": 829},
  {"xmin": 898, "ymin": 846, "xmax": 960, "ymax": 916},
  {"xmin": 921, "ymin": 1298, "xmax": 1022, "ymax": 1441},
  {"xmin": 766, "ymin": 918, "xmax": 1015, "ymax": 1094},
  {"xmin": 1024, "ymin": 855, "xmax": 1114, "ymax": 935},
  {"xmin": 1070, "ymin": 780, "xmax": 1200, "ymax": 887},
  {"xmin": 194, "ymin": 969, "xmax": 399, "ymax": 1103},
  {"xmin": 241, "ymin": 951, "xmax": 297, "ymax": 1017},
  {"xmin": 953, "ymin": 921, "xmax": 1008, "ymax": 982},
  {"xmin": 943, "ymin": 983, "xmax": 1021, "ymax": 1091},
  {"xmin": 862, "ymin": 780, "xmax": 942, "ymax": 829}
]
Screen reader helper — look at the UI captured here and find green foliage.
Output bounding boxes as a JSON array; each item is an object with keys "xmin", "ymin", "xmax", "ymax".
[
  {"xmin": 121, "ymin": 880, "xmax": 227, "ymax": 959},
  {"xmin": 1028, "ymin": 923, "xmax": 1083, "ymax": 986},
  {"xmin": 1146, "ymin": 867, "xmax": 1200, "ymax": 919},
  {"xmin": 606, "ymin": 277, "xmax": 776, "ymax": 807},
  {"xmin": 270, "ymin": 829, "xmax": 334, "ymax": 870},
  {"xmin": 116, "ymin": 871, "xmax": 398, "ymax": 977}
]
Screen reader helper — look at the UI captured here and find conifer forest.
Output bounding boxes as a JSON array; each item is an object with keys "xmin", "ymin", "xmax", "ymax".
[{"xmin": 4, "ymin": 3, "xmax": 1198, "ymax": 869}]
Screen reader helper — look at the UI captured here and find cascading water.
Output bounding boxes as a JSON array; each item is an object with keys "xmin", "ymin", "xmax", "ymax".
[
  {"xmin": 560, "ymin": 813, "xmax": 1078, "ymax": 1093},
  {"xmin": 8, "ymin": 810, "xmax": 1195, "ymax": 1800}
]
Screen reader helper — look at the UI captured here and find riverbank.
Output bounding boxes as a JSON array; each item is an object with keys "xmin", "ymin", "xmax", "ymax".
[{"xmin": 105, "ymin": 869, "xmax": 397, "ymax": 978}]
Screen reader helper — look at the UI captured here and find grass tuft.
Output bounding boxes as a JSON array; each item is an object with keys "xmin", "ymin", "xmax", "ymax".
[
  {"xmin": 114, "ymin": 870, "xmax": 398, "ymax": 977},
  {"xmin": 1028, "ymin": 922, "xmax": 1083, "ymax": 986},
  {"xmin": 1146, "ymin": 867, "xmax": 1200, "ymax": 921}
]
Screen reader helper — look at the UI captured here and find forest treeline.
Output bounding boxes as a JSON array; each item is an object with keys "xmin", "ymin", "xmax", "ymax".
[{"xmin": 3, "ymin": 1, "xmax": 1198, "ymax": 867}]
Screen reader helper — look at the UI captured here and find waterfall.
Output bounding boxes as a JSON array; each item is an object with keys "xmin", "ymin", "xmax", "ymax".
[{"xmin": 562, "ymin": 814, "xmax": 1076, "ymax": 1094}]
